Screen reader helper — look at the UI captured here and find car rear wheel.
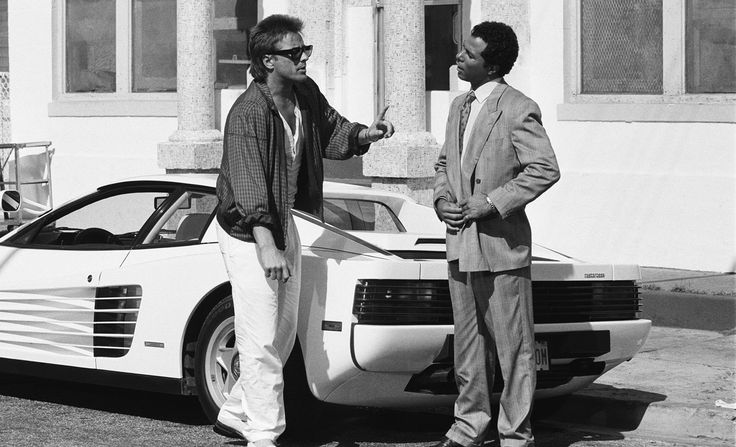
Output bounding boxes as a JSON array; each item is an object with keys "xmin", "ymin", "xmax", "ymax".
[{"xmin": 194, "ymin": 296, "xmax": 319, "ymax": 424}]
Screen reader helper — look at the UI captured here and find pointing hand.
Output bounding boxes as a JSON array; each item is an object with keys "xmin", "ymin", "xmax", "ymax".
[{"xmin": 363, "ymin": 106, "xmax": 395, "ymax": 143}]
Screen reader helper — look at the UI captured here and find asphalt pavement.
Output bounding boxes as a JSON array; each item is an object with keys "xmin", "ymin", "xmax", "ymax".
[{"xmin": 536, "ymin": 267, "xmax": 735, "ymax": 446}]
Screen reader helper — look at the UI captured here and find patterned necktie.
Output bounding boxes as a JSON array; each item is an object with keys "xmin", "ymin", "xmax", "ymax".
[{"xmin": 458, "ymin": 91, "xmax": 476, "ymax": 155}]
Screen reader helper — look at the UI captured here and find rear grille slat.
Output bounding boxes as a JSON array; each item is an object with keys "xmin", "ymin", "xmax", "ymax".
[{"xmin": 354, "ymin": 280, "xmax": 641, "ymax": 325}]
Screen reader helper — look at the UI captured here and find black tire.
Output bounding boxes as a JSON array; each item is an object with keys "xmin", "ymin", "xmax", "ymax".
[
  {"xmin": 194, "ymin": 297, "xmax": 237, "ymax": 423},
  {"xmin": 194, "ymin": 296, "xmax": 320, "ymax": 425}
]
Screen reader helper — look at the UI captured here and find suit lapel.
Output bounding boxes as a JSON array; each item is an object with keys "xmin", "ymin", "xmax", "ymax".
[{"xmin": 461, "ymin": 83, "xmax": 507, "ymax": 180}]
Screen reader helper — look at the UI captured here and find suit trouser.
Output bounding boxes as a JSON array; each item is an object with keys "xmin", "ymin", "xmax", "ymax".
[
  {"xmin": 215, "ymin": 215, "xmax": 301, "ymax": 442},
  {"xmin": 446, "ymin": 262, "xmax": 536, "ymax": 447}
]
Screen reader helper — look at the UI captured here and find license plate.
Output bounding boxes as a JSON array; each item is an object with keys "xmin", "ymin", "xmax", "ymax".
[{"xmin": 535, "ymin": 340, "xmax": 549, "ymax": 371}]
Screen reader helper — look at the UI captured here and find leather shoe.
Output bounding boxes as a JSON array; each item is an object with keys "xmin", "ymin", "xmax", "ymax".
[
  {"xmin": 212, "ymin": 420, "xmax": 245, "ymax": 440},
  {"xmin": 433, "ymin": 437, "xmax": 466, "ymax": 447}
]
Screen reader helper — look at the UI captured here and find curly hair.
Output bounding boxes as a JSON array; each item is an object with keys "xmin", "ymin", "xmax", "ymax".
[
  {"xmin": 249, "ymin": 15, "xmax": 304, "ymax": 82},
  {"xmin": 471, "ymin": 21, "xmax": 519, "ymax": 77}
]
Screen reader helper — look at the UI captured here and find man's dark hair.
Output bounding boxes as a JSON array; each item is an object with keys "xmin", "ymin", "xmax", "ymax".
[
  {"xmin": 471, "ymin": 21, "xmax": 518, "ymax": 77},
  {"xmin": 248, "ymin": 14, "xmax": 304, "ymax": 82}
]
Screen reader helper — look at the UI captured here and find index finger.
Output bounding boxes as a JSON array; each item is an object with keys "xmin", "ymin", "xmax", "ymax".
[{"xmin": 377, "ymin": 105, "xmax": 390, "ymax": 120}]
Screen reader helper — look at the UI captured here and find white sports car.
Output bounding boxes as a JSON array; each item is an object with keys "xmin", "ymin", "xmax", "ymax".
[{"xmin": 0, "ymin": 174, "xmax": 650, "ymax": 422}]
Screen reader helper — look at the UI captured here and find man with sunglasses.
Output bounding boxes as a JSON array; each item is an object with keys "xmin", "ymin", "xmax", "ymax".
[{"xmin": 214, "ymin": 14, "xmax": 394, "ymax": 447}]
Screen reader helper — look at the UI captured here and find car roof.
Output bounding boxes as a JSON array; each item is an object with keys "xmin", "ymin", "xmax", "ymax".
[
  {"xmin": 65, "ymin": 174, "xmax": 585, "ymax": 264},
  {"xmin": 102, "ymin": 174, "xmax": 417, "ymax": 202},
  {"xmin": 102, "ymin": 173, "xmax": 217, "ymax": 189}
]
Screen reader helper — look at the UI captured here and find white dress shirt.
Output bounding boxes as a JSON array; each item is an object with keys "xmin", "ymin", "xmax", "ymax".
[{"xmin": 461, "ymin": 79, "xmax": 499, "ymax": 163}]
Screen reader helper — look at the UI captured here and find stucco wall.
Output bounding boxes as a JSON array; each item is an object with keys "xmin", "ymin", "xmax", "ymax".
[{"xmin": 520, "ymin": 3, "xmax": 735, "ymax": 272}]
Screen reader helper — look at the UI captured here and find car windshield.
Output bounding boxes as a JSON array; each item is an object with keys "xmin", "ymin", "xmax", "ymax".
[{"xmin": 0, "ymin": 184, "xmax": 216, "ymax": 250}]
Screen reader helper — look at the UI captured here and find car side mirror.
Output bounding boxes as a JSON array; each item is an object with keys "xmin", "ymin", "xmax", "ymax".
[{"xmin": 0, "ymin": 190, "xmax": 21, "ymax": 212}]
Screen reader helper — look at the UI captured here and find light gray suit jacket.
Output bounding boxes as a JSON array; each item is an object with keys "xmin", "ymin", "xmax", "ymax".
[{"xmin": 434, "ymin": 81, "xmax": 560, "ymax": 272}]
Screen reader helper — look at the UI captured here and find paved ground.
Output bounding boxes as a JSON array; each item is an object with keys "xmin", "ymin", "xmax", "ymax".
[
  {"xmin": 0, "ymin": 366, "xmax": 716, "ymax": 447},
  {"xmin": 538, "ymin": 326, "xmax": 735, "ymax": 446},
  {"xmin": 0, "ymin": 266, "xmax": 732, "ymax": 446},
  {"xmin": 537, "ymin": 267, "xmax": 735, "ymax": 446}
]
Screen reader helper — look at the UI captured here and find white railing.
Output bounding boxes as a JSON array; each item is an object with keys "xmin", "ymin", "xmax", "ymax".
[{"xmin": 0, "ymin": 72, "xmax": 9, "ymax": 144}]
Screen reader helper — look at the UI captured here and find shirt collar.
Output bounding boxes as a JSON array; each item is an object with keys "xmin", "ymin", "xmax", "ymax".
[{"xmin": 471, "ymin": 79, "xmax": 500, "ymax": 104}]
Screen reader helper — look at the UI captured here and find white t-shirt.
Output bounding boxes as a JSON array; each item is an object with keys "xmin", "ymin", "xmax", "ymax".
[{"xmin": 277, "ymin": 96, "xmax": 304, "ymax": 210}]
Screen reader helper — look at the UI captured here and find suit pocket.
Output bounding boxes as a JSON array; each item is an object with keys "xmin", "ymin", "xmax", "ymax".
[{"xmin": 478, "ymin": 217, "xmax": 521, "ymax": 248}]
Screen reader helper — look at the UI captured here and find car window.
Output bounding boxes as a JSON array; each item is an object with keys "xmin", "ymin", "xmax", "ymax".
[
  {"xmin": 15, "ymin": 191, "xmax": 171, "ymax": 249},
  {"xmin": 143, "ymin": 191, "xmax": 217, "ymax": 245},
  {"xmin": 323, "ymin": 198, "xmax": 404, "ymax": 232}
]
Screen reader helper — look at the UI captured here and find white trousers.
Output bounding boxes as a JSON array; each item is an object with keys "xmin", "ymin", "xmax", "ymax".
[{"xmin": 215, "ymin": 214, "xmax": 302, "ymax": 442}]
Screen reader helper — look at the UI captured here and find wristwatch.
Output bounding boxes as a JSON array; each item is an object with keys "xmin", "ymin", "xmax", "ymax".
[{"xmin": 484, "ymin": 195, "xmax": 497, "ymax": 214}]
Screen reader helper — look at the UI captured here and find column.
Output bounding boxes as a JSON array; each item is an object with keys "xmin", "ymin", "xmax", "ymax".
[
  {"xmin": 362, "ymin": 0, "xmax": 439, "ymax": 206},
  {"xmin": 158, "ymin": 0, "xmax": 222, "ymax": 173}
]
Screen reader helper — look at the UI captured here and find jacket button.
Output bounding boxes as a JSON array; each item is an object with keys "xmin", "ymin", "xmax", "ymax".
[{"xmin": 475, "ymin": 179, "xmax": 481, "ymax": 184}]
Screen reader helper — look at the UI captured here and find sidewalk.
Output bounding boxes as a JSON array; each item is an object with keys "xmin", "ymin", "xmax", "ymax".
[
  {"xmin": 537, "ymin": 268, "xmax": 736, "ymax": 446},
  {"xmin": 537, "ymin": 326, "xmax": 735, "ymax": 446}
]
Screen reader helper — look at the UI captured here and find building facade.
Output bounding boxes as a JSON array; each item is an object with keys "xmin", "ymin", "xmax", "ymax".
[{"xmin": 5, "ymin": 0, "xmax": 736, "ymax": 272}]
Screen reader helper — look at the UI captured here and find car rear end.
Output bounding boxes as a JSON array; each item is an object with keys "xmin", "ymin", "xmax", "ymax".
[{"xmin": 316, "ymin": 232, "xmax": 649, "ymax": 408}]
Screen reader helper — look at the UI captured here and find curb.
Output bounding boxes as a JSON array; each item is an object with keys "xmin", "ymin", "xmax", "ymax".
[
  {"xmin": 641, "ymin": 291, "xmax": 736, "ymax": 331},
  {"xmin": 535, "ymin": 391, "xmax": 735, "ymax": 446}
]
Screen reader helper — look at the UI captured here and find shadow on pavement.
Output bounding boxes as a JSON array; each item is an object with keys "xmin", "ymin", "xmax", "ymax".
[
  {"xmin": 280, "ymin": 403, "xmax": 452, "ymax": 445},
  {"xmin": 534, "ymin": 385, "xmax": 667, "ymax": 431},
  {"xmin": 0, "ymin": 372, "xmax": 668, "ymax": 446},
  {"xmin": 281, "ymin": 400, "xmax": 635, "ymax": 447},
  {"xmin": 0, "ymin": 372, "xmax": 209, "ymax": 425}
]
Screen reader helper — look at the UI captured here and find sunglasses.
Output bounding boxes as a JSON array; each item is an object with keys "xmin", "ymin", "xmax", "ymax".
[{"xmin": 270, "ymin": 45, "xmax": 313, "ymax": 64}]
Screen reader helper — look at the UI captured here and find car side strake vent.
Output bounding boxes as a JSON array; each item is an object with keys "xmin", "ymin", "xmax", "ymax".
[
  {"xmin": 94, "ymin": 285, "xmax": 142, "ymax": 358},
  {"xmin": 353, "ymin": 280, "xmax": 641, "ymax": 325},
  {"xmin": 0, "ymin": 285, "xmax": 142, "ymax": 358}
]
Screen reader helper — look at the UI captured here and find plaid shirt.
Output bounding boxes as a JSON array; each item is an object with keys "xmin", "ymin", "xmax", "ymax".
[{"xmin": 216, "ymin": 78, "xmax": 369, "ymax": 249}]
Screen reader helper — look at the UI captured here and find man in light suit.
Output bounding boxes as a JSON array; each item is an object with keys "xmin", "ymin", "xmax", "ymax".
[{"xmin": 433, "ymin": 21, "xmax": 560, "ymax": 447}]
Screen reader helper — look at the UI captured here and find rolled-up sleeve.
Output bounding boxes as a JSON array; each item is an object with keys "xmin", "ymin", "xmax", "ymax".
[{"xmin": 225, "ymin": 107, "xmax": 276, "ymax": 233}]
